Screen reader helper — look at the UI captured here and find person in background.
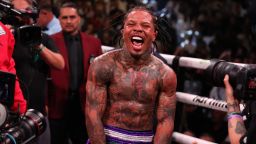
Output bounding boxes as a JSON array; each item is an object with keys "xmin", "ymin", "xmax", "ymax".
[
  {"xmin": 10, "ymin": 0, "xmax": 65, "ymax": 143},
  {"xmin": 223, "ymin": 74, "xmax": 246, "ymax": 144},
  {"xmin": 85, "ymin": 6, "xmax": 177, "ymax": 144},
  {"xmin": 37, "ymin": 3, "xmax": 62, "ymax": 35},
  {"xmin": 0, "ymin": 21, "xmax": 27, "ymax": 114},
  {"xmin": 48, "ymin": 2, "xmax": 102, "ymax": 144}
]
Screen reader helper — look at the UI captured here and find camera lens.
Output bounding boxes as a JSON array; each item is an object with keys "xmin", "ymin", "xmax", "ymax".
[
  {"xmin": 212, "ymin": 61, "xmax": 243, "ymax": 87},
  {"xmin": 24, "ymin": 109, "xmax": 46, "ymax": 136},
  {"xmin": 1, "ymin": 109, "xmax": 46, "ymax": 144}
]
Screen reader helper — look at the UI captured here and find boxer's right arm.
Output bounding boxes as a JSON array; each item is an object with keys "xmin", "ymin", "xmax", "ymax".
[{"xmin": 85, "ymin": 59, "xmax": 108, "ymax": 144}]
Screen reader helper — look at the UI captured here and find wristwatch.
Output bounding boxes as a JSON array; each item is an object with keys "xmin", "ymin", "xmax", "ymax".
[{"xmin": 38, "ymin": 44, "xmax": 46, "ymax": 53}]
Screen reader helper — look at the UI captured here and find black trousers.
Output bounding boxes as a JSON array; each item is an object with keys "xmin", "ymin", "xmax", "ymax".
[{"xmin": 49, "ymin": 92, "xmax": 87, "ymax": 144}]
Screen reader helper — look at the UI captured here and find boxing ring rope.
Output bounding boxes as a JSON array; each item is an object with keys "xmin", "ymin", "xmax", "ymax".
[
  {"xmin": 102, "ymin": 46, "xmax": 247, "ymax": 69},
  {"xmin": 102, "ymin": 46, "xmax": 212, "ymax": 69},
  {"xmin": 101, "ymin": 46, "xmax": 236, "ymax": 144},
  {"xmin": 177, "ymin": 92, "xmax": 227, "ymax": 112},
  {"xmin": 176, "ymin": 92, "xmax": 245, "ymax": 112},
  {"xmin": 172, "ymin": 132, "xmax": 217, "ymax": 144}
]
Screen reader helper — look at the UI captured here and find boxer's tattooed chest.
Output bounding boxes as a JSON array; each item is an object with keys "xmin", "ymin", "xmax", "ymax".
[
  {"xmin": 110, "ymin": 66, "xmax": 160, "ymax": 102},
  {"xmin": 129, "ymin": 71, "xmax": 147, "ymax": 99}
]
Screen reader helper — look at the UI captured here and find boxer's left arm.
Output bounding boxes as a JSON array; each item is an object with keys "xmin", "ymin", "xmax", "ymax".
[{"xmin": 154, "ymin": 67, "xmax": 177, "ymax": 144}]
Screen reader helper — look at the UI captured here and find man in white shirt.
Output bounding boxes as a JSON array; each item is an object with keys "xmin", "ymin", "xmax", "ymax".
[{"xmin": 37, "ymin": 4, "xmax": 62, "ymax": 35}]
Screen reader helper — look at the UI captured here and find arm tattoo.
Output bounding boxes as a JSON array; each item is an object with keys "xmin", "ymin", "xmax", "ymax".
[
  {"xmin": 158, "ymin": 108, "xmax": 175, "ymax": 123},
  {"xmin": 228, "ymin": 120, "xmax": 246, "ymax": 135},
  {"xmin": 235, "ymin": 121, "xmax": 246, "ymax": 134}
]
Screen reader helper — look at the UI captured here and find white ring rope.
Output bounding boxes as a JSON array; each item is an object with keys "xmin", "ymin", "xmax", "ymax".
[
  {"xmin": 160, "ymin": 53, "xmax": 211, "ymax": 69},
  {"xmin": 101, "ymin": 46, "xmax": 241, "ymax": 144},
  {"xmin": 102, "ymin": 46, "xmax": 210, "ymax": 69},
  {"xmin": 176, "ymin": 92, "xmax": 245, "ymax": 112},
  {"xmin": 101, "ymin": 46, "xmax": 248, "ymax": 69},
  {"xmin": 172, "ymin": 132, "xmax": 218, "ymax": 144},
  {"xmin": 177, "ymin": 92, "xmax": 227, "ymax": 112},
  {"xmin": 102, "ymin": 45, "xmax": 115, "ymax": 53}
]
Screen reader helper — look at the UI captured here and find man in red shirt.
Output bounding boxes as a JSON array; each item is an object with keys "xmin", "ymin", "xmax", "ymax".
[{"xmin": 0, "ymin": 21, "xmax": 27, "ymax": 114}]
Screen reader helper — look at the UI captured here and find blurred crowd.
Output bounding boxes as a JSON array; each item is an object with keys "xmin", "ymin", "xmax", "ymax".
[
  {"xmin": 75, "ymin": 0, "xmax": 256, "ymax": 62},
  {"xmin": 35, "ymin": 0, "xmax": 256, "ymax": 143}
]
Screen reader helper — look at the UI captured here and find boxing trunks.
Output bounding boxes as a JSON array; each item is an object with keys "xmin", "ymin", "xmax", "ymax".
[{"xmin": 87, "ymin": 125, "xmax": 154, "ymax": 144}]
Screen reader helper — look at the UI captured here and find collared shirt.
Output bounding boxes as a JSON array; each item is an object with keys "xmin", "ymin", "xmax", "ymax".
[
  {"xmin": 43, "ymin": 16, "xmax": 62, "ymax": 35},
  {"xmin": 64, "ymin": 32, "xmax": 84, "ymax": 92}
]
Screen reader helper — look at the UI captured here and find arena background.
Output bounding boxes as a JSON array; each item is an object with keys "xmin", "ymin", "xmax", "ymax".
[{"xmin": 37, "ymin": 0, "xmax": 256, "ymax": 143}]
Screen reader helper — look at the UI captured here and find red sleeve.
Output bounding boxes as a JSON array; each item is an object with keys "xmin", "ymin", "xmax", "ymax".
[
  {"xmin": 9, "ymin": 59, "xmax": 27, "ymax": 114},
  {"xmin": 0, "ymin": 22, "xmax": 27, "ymax": 114}
]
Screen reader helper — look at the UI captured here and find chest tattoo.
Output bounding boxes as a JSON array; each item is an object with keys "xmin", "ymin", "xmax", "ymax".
[{"xmin": 131, "ymin": 71, "xmax": 146, "ymax": 97}]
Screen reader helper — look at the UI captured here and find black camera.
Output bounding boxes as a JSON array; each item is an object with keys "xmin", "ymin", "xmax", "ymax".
[
  {"xmin": 0, "ymin": 71, "xmax": 15, "ymax": 108},
  {"xmin": 14, "ymin": 25, "xmax": 42, "ymax": 47},
  {"xmin": 0, "ymin": 0, "xmax": 38, "ymax": 22},
  {"xmin": 0, "ymin": 70, "xmax": 46, "ymax": 144},
  {"xmin": 0, "ymin": 0, "xmax": 41, "ymax": 47},
  {"xmin": 205, "ymin": 59, "xmax": 256, "ymax": 101},
  {"xmin": 0, "ymin": 105, "xmax": 46, "ymax": 144}
]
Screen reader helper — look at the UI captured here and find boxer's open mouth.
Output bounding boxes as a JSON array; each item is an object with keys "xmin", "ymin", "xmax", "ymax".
[{"xmin": 131, "ymin": 36, "xmax": 144, "ymax": 47}]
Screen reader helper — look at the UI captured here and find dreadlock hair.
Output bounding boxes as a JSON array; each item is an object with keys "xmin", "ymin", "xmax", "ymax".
[{"xmin": 155, "ymin": 16, "xmax": 177, "ymax": 54}]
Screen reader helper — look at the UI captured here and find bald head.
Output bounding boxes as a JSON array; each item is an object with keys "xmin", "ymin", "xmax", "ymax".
[
  {"xmin": 11, "ymin": 0, "xmax": 36, "ymax": 24},
  {"xmin": 11, "ymin": 0, "xmax": 32, "ymax": 11}
]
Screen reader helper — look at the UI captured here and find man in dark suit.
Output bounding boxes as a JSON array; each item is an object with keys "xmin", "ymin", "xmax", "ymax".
[{"xmin": 47, "ymin": 2, "xmax": 102, "ymax": 144}]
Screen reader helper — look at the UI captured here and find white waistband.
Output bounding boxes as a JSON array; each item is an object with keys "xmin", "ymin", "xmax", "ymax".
[{"xmin": 104, "ymin": 128, "xmax": 154, "ymax": 143}]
